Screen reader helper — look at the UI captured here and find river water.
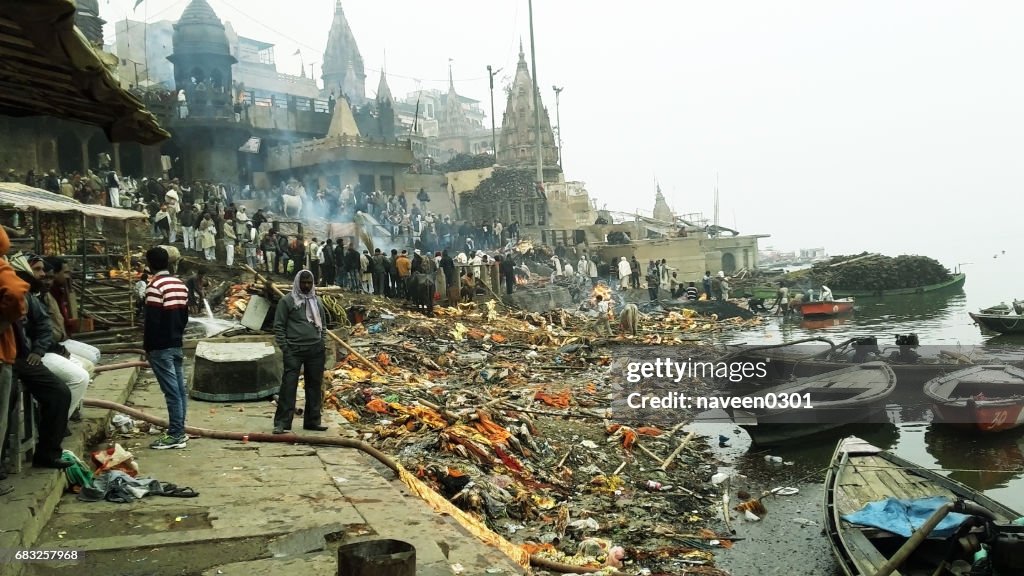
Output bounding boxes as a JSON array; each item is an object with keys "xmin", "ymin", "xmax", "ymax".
[
  {"xmin": 718, "ymin": 245, "xmax": 1024, "ymax": 514},
  {"xmin": 699, "ymin": 245, "xmax": 1024, "ymax": 574}
]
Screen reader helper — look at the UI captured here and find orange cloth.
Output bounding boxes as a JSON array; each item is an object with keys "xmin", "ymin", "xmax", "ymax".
[{"xmin": 0, "ymin": 226, "xmax": 28, "ymax": 364}]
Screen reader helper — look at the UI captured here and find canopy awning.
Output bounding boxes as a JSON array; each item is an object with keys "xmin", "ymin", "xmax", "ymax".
[
  {"xmin": 0, "ymin": 0, "xmax": 169, "ymax": 144},
  {"xmin": 0, "ymin": 182, "xmax": 147, "ymax": 221}
]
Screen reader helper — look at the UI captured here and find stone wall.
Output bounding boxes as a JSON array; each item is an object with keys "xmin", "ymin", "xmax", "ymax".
[
  {"xmin": 506, "ymin": 285, "xmax": 573, "ymax": 313},
  {"xmin": 592, "ymin": 232, "xmax": 763, "ymax": 282}
]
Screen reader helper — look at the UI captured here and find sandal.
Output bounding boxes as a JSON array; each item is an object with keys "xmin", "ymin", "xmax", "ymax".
[{"xmin": 160, "ymin": 483, "xmax": 199, "ymax": 498}]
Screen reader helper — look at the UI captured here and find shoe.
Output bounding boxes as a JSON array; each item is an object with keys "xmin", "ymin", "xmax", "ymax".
[
  {"xmin": 272, "ymin": 427, "xmax": 287, "ymax": 434},
  {"xmin": 150, "ymin": 434, "xmax": 187, "ymax": 450},
  {"xmin": 33, "ymin": 457, "xmax": 72, "ymax": 470},
  {"xmin": 303, "ymin": 424, "xmax": 328, "ymax": 432}
]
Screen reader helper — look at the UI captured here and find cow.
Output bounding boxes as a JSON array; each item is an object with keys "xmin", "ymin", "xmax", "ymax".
[
  {"xmin": 619, "ymin": 303, "xmax": 639, "ymax": 336},
  {"xmin": 407, "ymin": 272, "xmax": 435, "ymax": 317},
  {"xmin": 282, "ymin": 193, "xmax": 303, "ymax": 218}
]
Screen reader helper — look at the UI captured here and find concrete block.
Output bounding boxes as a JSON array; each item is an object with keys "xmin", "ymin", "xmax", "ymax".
[
  {"xmin": 506, "ymin": 286, "xmax": 573, "ymax": 312},
  {"xmin": 190, "ymin": 340, "xmax": 282, "ymax": 402}
]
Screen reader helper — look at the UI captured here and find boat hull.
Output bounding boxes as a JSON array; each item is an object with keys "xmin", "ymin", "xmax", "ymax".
[
  {"xmin": 738, "ymin": 406, "xmax": 888, "ymax": 445},
  {"xmin": 969, "ymin": 311, "xmax": 1024, "ymax": 334},
  {"xmin": 923, "ymin": 365, "xmax": 1024, "ymax": 432},
  {"xmin": 824, "ymin": 436, "xmax": 1022, "ymax": 576},
  {"xmin": 799, "ymin": 299, "xmax": 854, "ymax": 317},
  {"xmin": 748, "ymin": 273, "xmax": 966, "ymax": 300},
  {"xmin": 727, "ymin": 362, "xmax": 896, "ymax": 446},
  {"xmin": 732, "ymin": 349, "xmax": 970, "ymax": 389},
  {"xmin": 930, "ymin": 402, "xmax": 1024, "ymax": 432}
]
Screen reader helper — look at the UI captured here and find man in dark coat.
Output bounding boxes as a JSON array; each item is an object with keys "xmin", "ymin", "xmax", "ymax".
[
  {"xmin": 498, "ymin": 255, "xmax": 516, "ymax": 295},
  {"xmin": 320, "ymin": 239, "xmax": 335, "ymax": 287}
]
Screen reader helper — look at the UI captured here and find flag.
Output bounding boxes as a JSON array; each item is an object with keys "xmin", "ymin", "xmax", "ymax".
[
  {"xmin": 134, "ymin": 0, "xmax": 145, "ymax": 10},
  {"xmin": 293, "ymin": 49, "xmax": 301, "ymax": 56}
]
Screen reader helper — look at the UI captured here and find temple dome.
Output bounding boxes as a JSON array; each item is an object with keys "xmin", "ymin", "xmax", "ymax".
[{"xmin": 169, "ymin": 0, "xmax": 235, "ymax": 61}]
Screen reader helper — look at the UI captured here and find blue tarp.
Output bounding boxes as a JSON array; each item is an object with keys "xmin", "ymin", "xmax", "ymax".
[{"xmin": 842, "ymin": 496, "xmax": 971, "ymax": 538}]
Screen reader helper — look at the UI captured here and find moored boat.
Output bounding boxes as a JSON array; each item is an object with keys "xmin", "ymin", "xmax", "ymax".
[
  {"xmin": 728, "ymin": 362, "xmax": 896, "ymax": 446},
  {"xmin": 969, "ymin": 310, "xmax": 1024, "ymax": 335},
  {"xmin": 747, "ymin": 272, "xmax": 967, "ymax": 300},
  {"xmin": 825, "ymin": 436, "xmax": 1024, "ymax": 576},
  {"xmin": 798, "ymin": 298, "xmax": 855, "ymax": 317},
  {"xmin": 924, "ymin": 365, "xmax": 1024, "ymax": 432}
]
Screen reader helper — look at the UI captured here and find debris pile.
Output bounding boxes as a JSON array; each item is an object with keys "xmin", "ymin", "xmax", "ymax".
[{"xmin": 310, "ymin": 296, "xmax": 745, "ymax": 575}]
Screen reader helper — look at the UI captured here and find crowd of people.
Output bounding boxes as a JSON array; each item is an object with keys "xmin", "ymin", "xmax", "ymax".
[{"xmin": 0, "ymin": 227, "xmax": 103, "ymax": 494}]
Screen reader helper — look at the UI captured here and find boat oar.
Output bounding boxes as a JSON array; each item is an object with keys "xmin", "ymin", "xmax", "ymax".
[
  {"xmin": 241, "ymin": 264, "xmax": 385, "ymax": 375},
  {"xmin": 869, "ymin": 502, "xmax": 954, "ymax": 576}
]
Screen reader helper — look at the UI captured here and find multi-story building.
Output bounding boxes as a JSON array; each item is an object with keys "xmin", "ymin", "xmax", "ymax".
[
  {"xmin": 225, "ymin": 24, "xmax": 320, "ymax": 101},
  {"xmin": 113, "ymin": 19, "xmax": 176, "ymax": 89}
]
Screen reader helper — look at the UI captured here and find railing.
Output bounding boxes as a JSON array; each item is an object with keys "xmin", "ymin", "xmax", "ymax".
[{"xmin": 277, "ymin": 135, "xmax": 413, "ymax": 155}]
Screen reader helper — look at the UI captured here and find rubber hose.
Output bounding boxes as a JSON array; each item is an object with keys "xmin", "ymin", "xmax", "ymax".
[
  {"xmin": 80, "ymin": 398, "xmax": 624, "ymax": 573},
  {"xmin": 101, "ymin": 348, "xmax": 147, "ymax": 356},
  {"xmin": 80, "ymin": 398, "xmax": 399, "ymax": 476},
  {"xmin": 93, "ymin": 361, "xmax": 150, "ymax": 373}
]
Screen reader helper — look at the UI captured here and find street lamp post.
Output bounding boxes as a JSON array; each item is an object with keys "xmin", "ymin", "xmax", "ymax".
[
  {"xmin": 487, "ymin": 65, "xmax": 502, "ymax": 159},
  {"xmin": 528, "ymin": 0, "xmax": 543, "ymax": 187},
  {"xmin": 552, "ymin": 85, "xmax": 563, "ymax": 169}
]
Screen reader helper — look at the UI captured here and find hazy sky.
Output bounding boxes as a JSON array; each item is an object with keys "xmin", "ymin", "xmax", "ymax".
[{"xmin": 103, "ymin": 1, "xmax": 1024, "ymax": 263}]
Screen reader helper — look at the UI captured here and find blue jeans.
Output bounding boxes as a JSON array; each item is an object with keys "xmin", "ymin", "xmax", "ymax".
[{"xmin": 149, "ymin": 348, "xmax": 186, "ymax": 437}]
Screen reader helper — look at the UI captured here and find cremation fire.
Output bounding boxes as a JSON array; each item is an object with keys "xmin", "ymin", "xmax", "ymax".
[{"xmin": 591, "ymin": 283, "xmax": 612, "ymax": 302}]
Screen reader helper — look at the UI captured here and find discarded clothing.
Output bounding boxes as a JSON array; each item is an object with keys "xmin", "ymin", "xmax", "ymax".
[
  {"xmin": 78, "ymin": 470, "xmax": 166, "ymax": 503},
  {"xmin": 842, "ymin": 496, "xmax": 972, "ymax": 538}
]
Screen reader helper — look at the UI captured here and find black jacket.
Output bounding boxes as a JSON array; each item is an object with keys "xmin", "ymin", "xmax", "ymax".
[{"xmin": 16, "ymin": 293, "xmax": 53, "ymax": 359}]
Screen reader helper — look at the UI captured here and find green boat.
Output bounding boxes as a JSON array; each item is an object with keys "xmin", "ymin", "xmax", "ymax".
[{"xmin": 746, "ymin": 273, "xmax": 966, "ymax": 300}]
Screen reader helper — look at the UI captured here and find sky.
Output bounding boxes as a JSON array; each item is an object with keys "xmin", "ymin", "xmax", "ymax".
[{"xmin": 102, "ymin": 1, "xmax": 1024, "ymax": 264}]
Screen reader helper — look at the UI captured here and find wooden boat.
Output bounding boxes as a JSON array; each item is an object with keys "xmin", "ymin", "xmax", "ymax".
[
  {"xmin": 748, "ymin": 273, "xmax": 967, "ymax": 300},
  {"xmin": 825, "ymin": 436, "xmax": 1024, "ymax": 576},
  {"xmin": 728, "ymin": 362, "xmax": 896, "ymax": 446},
  {"xmin": 924, "ymin": 365, "xmax": 1024, "ymax": 432},
  {"xmin": 798, "ymin": 298, "xmax": 855, "ymax": 317},
  {"xmin": 728, "ymin": 343, "xmax": 981, "ymax": 389},
  {"xmin": 969, "ymin": 311, "xmax": 1024, "ymax": 335}
]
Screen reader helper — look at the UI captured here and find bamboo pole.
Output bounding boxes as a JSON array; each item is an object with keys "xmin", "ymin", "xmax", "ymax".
[
  {"xmin": 242, "ymin": 264, "xmax": 385, "ymax": 375},
  {"xmin": 659, "ymin": 430, "xmax": 697, "ymax": 471}
]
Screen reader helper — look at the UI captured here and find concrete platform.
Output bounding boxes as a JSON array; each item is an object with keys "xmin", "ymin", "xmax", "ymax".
[
  {"xmin": 21, "ymin": 357, "xmax": 525, "ymax": 576},
  {"xmin": 1, "ymin": 355, "xmax": 141, "ymax": 576}
]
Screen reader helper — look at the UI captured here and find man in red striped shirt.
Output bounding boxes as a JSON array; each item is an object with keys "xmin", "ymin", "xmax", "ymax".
[{"xmin": 143, "ymin": 247, "xmax": 190, "ymax": 449}]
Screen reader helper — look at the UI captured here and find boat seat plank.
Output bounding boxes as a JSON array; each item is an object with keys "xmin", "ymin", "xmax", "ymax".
[{"xmin": 840, "ymin": 523, "xmax": 902, "ymax": 575}]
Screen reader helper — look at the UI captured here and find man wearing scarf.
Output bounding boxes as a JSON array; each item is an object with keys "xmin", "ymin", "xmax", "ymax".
[{"xmin": 272, "ymin": 270, "xmax": 328, "ymax": 434}]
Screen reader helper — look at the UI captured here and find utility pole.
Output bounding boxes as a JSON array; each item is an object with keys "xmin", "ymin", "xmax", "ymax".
[
  {"xmin": 487, "ymin": 65, "xmax": 502, "ymax": 159},
  {"xmin": 528, "ymin": 0, "xmax": 543, "ymax": 187},
  {"xmin": 552, "ymin": 85, "xmax": 563, "ymax": 169}
]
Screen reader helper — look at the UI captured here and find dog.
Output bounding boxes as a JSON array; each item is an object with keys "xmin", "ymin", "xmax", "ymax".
[
  {"xmin": 619, "ymin": 303, "xmax": 640, "ymax": 336},
  {"xmin": 748, "ymin": 297, "xmax": 769, "ymax": 313}
]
